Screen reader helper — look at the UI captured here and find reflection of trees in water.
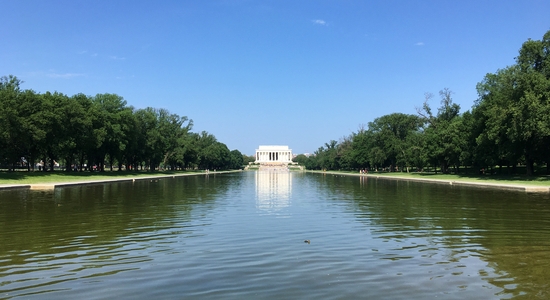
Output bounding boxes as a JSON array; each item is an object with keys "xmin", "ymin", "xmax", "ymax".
[
  {"xmin": 307, "ymin": 173, "xmax": 550, "ymax": 298},
  {"xmin": 0, "ymin": 174, "xmax": 233, "ymax": 257}
]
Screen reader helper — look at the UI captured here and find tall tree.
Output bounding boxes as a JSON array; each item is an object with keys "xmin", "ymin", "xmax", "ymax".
[
  {"xmin": 0, "ymin": 75, "xmax": 25, "ymax": 170},
  {"xmin": 55, "ymin": 94, "xmax": 93, "ymax": 171},
  {"xmin": 367, "ymin": 113, "xmax": 422, "ymax": 172},
  {"xmin": 337, "ymin": 135, "xmax": 354, "ymax": 170},
  {"xmin": 475, "ymin": 30, "xmax": 550, "ymax": 175},
  {"xmin": 157, "ymin": 109, "xmax": 192, "ymax": 170},
  {"xmin": 37, "ymin": 91, "xmax": 72, "ymax": 171},
  {"xmin": 91, "ymin": 94, "xmax": 132, "ymax": 171},
  {"xmin": 350, "ymin": 127, "xmax": 370, "ymax": 169},
  {"xmin": 417, "ymin": 89, "xmax": 462, "ymax": 173},
  {"xmin": 229, "ymin": 149, "xmax": 244, "ymax": 169},
  {"xmin": 18, "ymin": 89, "xmax": 45, "ymax": 171}
]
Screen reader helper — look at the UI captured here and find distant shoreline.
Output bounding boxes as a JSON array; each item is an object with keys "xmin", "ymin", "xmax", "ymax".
[
  {"xmin": 2, "ymin": 169, "xmax": 548, "ymax": 193},
  {"xmin": 0, "ymin": 170, "xmax": 241, "ymax": 191},
  {"xmin": 306, "ymin": 170, "xmax": 550, "ymax": 193}
]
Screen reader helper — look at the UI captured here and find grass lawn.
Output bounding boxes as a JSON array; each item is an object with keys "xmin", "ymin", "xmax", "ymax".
[
  {"xmin": 0, "ymin": 170, "xmax": 204, "ymax": 185},
  {"xmin": 309, "ymin": 170, "xmax": 550, "ymax": 186}
]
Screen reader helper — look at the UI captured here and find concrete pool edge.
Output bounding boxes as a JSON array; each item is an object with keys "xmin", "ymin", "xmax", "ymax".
[
  {"xmin": 0, "ymin": 170, "xmax": 242, "ymax": 191},
  {"xmin": 307, "ymin": 170, "xmax": 550, "ymax": 193}
]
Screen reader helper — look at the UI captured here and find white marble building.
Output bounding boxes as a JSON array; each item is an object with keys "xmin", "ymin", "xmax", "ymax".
[{"xmin": 255, "ymin": 145, "xmax": 292, "ymax": 164}]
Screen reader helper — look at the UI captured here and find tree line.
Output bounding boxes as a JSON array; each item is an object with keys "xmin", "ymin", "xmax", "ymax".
[
  {"xmin": 294, "ymin": 30, "xmax": 550, "ymax": 176},
  {"xmin": 0, "ymin": 78, "xmax": 250, "ymax": 172}
]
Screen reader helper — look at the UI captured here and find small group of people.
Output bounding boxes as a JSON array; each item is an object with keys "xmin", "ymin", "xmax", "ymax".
[
  {"xmin": 359, "ymin": 169, "xmax": 368, "ymax": 175},
  {"xmin": 35, "ymin": 160, "xmax": 58, "ymax": 171}
]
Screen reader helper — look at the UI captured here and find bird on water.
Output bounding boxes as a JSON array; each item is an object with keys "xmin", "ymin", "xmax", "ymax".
[{"xmin": 304, "ymin": 240, "xmax": 310, "ymax": 244}]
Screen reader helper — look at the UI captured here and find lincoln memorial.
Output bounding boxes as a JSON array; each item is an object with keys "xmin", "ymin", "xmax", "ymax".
[{"xmin": 255, "ymin": 145, "xmax": 292, "ymax": 164}]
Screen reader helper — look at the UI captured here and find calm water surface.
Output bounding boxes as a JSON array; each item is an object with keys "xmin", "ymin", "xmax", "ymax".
[{"xmin": 1, "ymin": 172, "xmax": 550, "ymax": 299}]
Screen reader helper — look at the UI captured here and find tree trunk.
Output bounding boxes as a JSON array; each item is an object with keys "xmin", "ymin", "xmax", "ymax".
[
  {"xmin": 78, "ymin": 153, "xmax": 84, "ymax": 172},
  {"xmin": 526, "ymin": 158, "xmax": 534, "ymax": 176},
  {"xmin": 440, "ymin": 161, "xmax": 449, "ymax": 174},
  {"xmin": 65, "ymin": 155, "xmax": 73, "ymax": 172}
]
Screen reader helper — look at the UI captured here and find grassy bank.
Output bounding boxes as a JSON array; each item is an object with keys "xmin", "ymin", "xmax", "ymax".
[
  {"xmin": 308, "ymin": 170, "xmax": 550, "ymax": 186},
  {"xmin": 0, "ymin": 170, "xmax": 204, "ymax": 185}
]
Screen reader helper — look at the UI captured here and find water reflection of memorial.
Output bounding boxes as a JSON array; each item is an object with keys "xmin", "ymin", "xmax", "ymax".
[{"xmin": 255, "ymin": 170, "xmax": 291, "ymax": 212}]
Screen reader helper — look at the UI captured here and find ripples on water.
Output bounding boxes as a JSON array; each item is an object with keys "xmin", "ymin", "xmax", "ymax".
[{"xmin": 1, "ymin": 172, "xmax": 550, "ymax": 299}]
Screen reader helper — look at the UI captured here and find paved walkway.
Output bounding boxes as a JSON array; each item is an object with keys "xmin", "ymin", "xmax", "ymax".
[
  {"xmin": 258, "ymin": 165, "xmax": 289, "ymax": 171},
  {"xmin": 308, "ymin": 170, "xmax": 550, "ymax": 193},
  {"xmin": 0, "ymin": 170, "xmax": 241, "ymax": 191}
]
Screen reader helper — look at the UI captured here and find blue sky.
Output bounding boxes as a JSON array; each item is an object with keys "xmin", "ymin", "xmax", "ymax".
[{"xmin": 1, "ymin": 1, "xmax": 549, "ymax": 155}]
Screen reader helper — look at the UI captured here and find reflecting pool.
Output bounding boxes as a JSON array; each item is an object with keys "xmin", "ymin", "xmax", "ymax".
[{"xmin": 1, "ymin": 171, "xmax": 550, "ymax": 299}]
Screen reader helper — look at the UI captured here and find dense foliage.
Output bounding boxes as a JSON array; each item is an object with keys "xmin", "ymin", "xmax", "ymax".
[
  {"xmin": 0, "ymin": 78, "xmax": 245, "ymax": 172},
  {"xmin": 296, "ymin": 30, "xmax": 550, "ymax": 176}
]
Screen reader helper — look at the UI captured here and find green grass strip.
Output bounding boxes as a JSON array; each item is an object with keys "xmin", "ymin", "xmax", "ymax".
[
  {"xmin": 308, "ymin": 170, "xmax": 550, "ymax": 186},
  {"xmin": 0, "ymin": 170, "xmax": 203, "ymax": 185}
]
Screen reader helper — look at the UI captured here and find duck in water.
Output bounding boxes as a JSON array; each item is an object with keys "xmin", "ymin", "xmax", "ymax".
[{"xmin": 304, "ymin": 240, "xmax": 310, "ymax": 244}]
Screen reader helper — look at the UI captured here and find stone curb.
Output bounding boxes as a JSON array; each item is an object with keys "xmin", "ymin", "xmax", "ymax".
[
  {"xmin": 307, "ymin": 170, "xmax": 550, "ymax": 193},
  {"xmin": 0, "ymin": 170, "xmax": 241, "ymax": 191}
]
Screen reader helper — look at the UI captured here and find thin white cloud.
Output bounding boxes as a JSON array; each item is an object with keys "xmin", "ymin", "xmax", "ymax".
[
  {"xmin": 109, "ymin": 56, "xmax": 126, "ymax": 60},
  {"xmin": 47, "ymin": 73, "xmax": 85, "ymax": 79},
  {"xmin": 79, "ymin": 50, "xmax": 99, "ymax": 57},
  {"xmin": 312, "ymin": 19, "xmax": 326, "ymax": 25},
  {"xmin": 415, "ymin": 42, "xmax": 425, "ymax": 46}
]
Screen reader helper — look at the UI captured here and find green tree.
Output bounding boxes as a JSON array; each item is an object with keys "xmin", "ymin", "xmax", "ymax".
[
  {"xmin": 179, "ymin": 132, "xmax": 200, "ymax": 169},
  {"xmin": 366, "ymin": 113, "xmax": 422, "ymax": 172},
  {"xmin": 292, "ymin": 154, "xmax": 309, "ymax": 165},
  {"xmin": 474, "ymin": 30, "xmax": 550, "ymax": 175},
  {"xmin": 195, "ymin": 131, "xmax": 229, "ymax": 170},
  {"xmin": 242, "ymin": 154, "xmax": 256, "ymax": 165},
  {"xmin": 37, "ymin": 91, "xmax": 73, "ymax": 172},
  {"xmin": 304, "ymin": 151, "xmax": 321, "ymax": 170},
  {"xmin": 90, "ymin": 93, "xmax": 132, "ymax": 172},
  {"xmin": 201, "ymin": 142, "xmax": 230, "ymax": 170},
  {"xmin": 337, "ymin": 135, "xmax": 354, "ymax": 170},
  {"xmin": 157, "ymin": 109, "xmax": 192, "ymax": 170},
  {"xmin": 0, "ymin": 75, "xmax": 245, "ymax": 173},
  {"xmin": 417, "ymin": 89, "xmax": 462, "ymax": 173},
  {"xmin": 229, "ymin": 149, "xmax": 244, "ymax": 169},
  {"xmin": 0, "ymin": 75, "xmax": 25, "ymax": 170},
  {"xmin": 350, "ymin": 127, "xmax": 370, "ymax": 169},
  {"xmin": 18, "ymin": 89, "xmax": 46, "ymax": 171},
  {"xmin": 403, "ymin": 130, "xmax": 428, "ymax": 171},
  {"xmin": 318, "ymin": 140, "xmax": 339, "ymax": 170},
  {"xmin": 0, "ymin": 77, "xmax": 49, "ymax": 171},
  {"xmin": 54, "ymin": 94, "xmax": 93, "ymax": 171}
]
